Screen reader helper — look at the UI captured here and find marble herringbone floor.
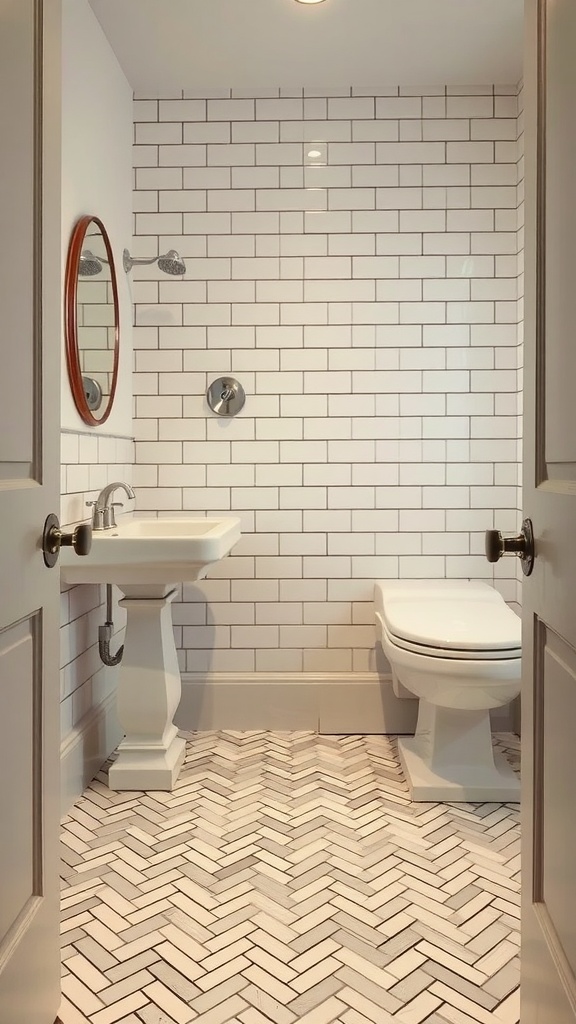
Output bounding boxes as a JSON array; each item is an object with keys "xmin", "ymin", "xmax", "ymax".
[{"xmin": 59, "ymin": 732, "xmax": 521, "ymax": 1024}]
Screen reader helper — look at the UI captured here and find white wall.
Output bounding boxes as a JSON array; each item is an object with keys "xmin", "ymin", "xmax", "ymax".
[
  {"xmin": 60, "ymin": 0, "xmax": 134, "ymax": 812},
  {"xmin": 61, "ymin": 0, "xmax": 133, "ymax": 436},
  {"xmin": 131, "ymin": 85, "xmax": 522, "ymax": 678}
]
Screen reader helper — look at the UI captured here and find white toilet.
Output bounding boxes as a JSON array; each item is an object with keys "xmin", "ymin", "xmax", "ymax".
[{"xmin": 375, "ymin": 580, "xmax": 521, "ymax": 802}]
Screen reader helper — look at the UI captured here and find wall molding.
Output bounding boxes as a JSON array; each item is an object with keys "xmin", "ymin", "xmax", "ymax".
[
  {"xmin": 60, "ymin": 427, "xmax": 134, "ymax": 441},
  {"xmin": 60, "ymin": 691, "xmax": 122, "ymax": 817},
  {"xmin": 176, "ymin": 672, "xmax": 419, "ymax": 734},
  {"xmin": 176, "ymin": 671, "xmax": 515, "ymax": 736}
]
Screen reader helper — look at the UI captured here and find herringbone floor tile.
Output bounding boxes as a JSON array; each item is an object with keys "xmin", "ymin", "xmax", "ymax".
[{"xmin": 60, "ymin": 733, "xmax": 520, "ymax": 1024}]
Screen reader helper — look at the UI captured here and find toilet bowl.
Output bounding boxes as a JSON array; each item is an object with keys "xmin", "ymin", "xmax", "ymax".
[{"xmin": 375, "ymin": 580, "xmax": 521, "ymax": 802}]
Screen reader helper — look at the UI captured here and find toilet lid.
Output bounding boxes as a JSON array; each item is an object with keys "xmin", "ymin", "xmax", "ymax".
[{"xmin": 383, "ymin": 597, "xmax": 521, "ymax": 653}]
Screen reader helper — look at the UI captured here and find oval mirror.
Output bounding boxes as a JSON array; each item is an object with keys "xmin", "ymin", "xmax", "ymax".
[{"xmin": 65, "ymin": 215, "xmax": 120, "ymax": 426}]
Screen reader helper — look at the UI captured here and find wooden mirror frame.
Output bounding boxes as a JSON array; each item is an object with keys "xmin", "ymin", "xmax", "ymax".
[{"xmin": 64, "ymin": 215, "xmax": 120, "ymax": 426}]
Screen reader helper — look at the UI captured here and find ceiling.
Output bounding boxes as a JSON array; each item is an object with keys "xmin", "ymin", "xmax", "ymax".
[{"xmin": 88, "ymin": 0, "xmax": 524, "ymax": 93}]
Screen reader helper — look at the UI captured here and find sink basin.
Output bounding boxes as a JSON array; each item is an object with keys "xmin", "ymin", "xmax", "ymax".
[{"xmin": 60, "ymin": 516, "xmax": 241, "ymax": 585}]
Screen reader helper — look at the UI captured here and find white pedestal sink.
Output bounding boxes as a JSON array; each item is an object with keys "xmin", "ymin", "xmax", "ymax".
[{"xmin": 61, "ymin": 517, "xmax": 241, "ymax": 791}]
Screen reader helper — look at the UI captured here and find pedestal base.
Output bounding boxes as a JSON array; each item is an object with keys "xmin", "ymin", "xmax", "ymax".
[
  {"xmin": 398, "ymin": 700, "xmax": 520, "ymax": 802},
  {"xmin": 109, "ymin": 587, "xmax": 186, "ymax": 792},
  {"xmin": 108, "ymin": 733, "xmax": 186, "ymax": 791}
]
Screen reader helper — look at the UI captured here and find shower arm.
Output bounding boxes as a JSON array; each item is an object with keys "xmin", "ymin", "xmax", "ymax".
[{"xmin": 123, "ymin": 249, "xmax": 159, "ymax": 273}]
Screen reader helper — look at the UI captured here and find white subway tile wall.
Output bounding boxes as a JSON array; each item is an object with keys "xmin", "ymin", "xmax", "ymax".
[
  {"xmin": 60, "ymin": 432, "xmax": 134, "ymax": 739},
  {"xmin": 132, "ymin": 86, "xmax": 523, "ymax": 673}
]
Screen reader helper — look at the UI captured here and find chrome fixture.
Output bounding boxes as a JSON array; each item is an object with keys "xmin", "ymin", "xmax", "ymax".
[
  {"xmin": 79, "ymin": 249, "xmax": 106, "ymax": 276},
  {"xmin": 485, "ymin": 518, "xmax": 535, "ymax": 576},
  {"xmin": 207, "ymin": 376, "xmax": 246, "ymax": 417},
  {"xmin": 122, "ymin": 248, "xmax": 186, "ymax": 276},
  {"xmin": 82, "ymin": 375, "xmax": 103, "ymax": 412},
  {"xmin": 87, "ymin": 481, "xmax": 135, "ymax": 531},
  {"xmin": 99, "ymin": 584, "xmax": 124, "ymax": 667}
]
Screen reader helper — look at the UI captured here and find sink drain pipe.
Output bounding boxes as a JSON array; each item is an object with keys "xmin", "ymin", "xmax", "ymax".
[{"xmin": 98, "ymin": 584, "xmax": 124, "ymax": 666}]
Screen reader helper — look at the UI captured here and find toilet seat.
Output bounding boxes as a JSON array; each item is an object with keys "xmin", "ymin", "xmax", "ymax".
[
  {"xmin": 375, "ymin": 580, "xmax": 521, "ymax": 661},
  {"xmin": 376, "ymin": 613, "xmax": 521, "ymax": 661}
]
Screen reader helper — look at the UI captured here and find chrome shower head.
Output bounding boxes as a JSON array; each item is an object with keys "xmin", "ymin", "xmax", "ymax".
[
  {"xmin": 79, "ymin": 250, "xmax": 103, "ymax": 276},
  {"xmin": 123, "ymin": 248, "xmax": 186, "ymax": 276},
  {"xmin": 157, "ymin": 250, "xmax": 186, "ymax": 276}
]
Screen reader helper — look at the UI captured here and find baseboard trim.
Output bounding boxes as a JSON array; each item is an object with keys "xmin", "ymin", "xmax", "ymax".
[
  {"xmin": 176, "ymin": 672, "xmax": 419, "ymax": 735},
  {"xmin": 176, "ymin": 671, "xmax": 516, "ymax": 736},
  {"xmin": 60, "ymin": 691, "xmax": 122, "ymax": 816}
]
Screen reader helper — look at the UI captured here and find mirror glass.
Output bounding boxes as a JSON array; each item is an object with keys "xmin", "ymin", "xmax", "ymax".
[{"xmin": 65, "ymin": 215, "xmax": 119, "ymax": 425}]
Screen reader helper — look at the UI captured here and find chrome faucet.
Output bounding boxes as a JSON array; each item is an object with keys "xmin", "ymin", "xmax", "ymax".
[{"xmin": 87, "ymin": 481, "xmax": 135, "ymax": 531}]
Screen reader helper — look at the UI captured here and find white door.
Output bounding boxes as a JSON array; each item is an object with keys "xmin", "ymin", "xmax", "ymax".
[
  {"xmin": 522, "ymin": 0, "xmax": 576, "ymax": 1020},
  {"xmin": 0, "ymin": 1, "xmax": 62, "ymax": 1021}
]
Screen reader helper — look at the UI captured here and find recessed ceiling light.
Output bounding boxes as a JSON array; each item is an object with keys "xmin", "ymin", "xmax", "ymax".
[{"xmin": 294, "ymin": 0, "xmax": 327, "ymax": 5}]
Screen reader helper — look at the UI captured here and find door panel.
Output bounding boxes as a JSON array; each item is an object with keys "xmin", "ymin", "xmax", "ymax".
[
  {"xmin": 523, "ymin": 0, "xmax": 576, "ymax": 1019},
  {"xmin": 0, "ymin": 0, "xmax": 61, "ymax": 1021},
  {"xmin": 0, "ymin": 616, "xmax": 41, "ymax": 944},
  {"xmin": 0, "ymin": 0, "xmax": 35, "ymax": 466},
  {"xmin": 542, "ymin": 0, "xmax": 576, "ymax": 472},
  {"xmin": 540, "ymin": 634, "xmax": 576, "ymax": 970}
]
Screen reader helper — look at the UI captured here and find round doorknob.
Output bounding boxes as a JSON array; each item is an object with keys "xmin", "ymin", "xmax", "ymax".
[
  {"xmin": 42, "ymin": 514, "xmax": 92, "ymax": 568},
  {"xmin": 485, "ymin": 518, "xmax": 534, "ymax": 576}
]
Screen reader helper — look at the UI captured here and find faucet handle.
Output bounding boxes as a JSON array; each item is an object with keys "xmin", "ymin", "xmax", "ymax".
[
  {"xmin": 108, "ymin": 502, "xmax": 123, "ymax": 528},
  {"xmin": 86, "ymin": 500, "xmax": 105, "ymax": 530}
]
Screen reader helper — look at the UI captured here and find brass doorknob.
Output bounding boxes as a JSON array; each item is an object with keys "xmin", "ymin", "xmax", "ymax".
[
  {"xmin": 43, "ymin": 513, "xmax": 92, "ymax": 568},
  {"xmin": 485, "ymin": 518, "xmax": 534, "ymax": 576}
]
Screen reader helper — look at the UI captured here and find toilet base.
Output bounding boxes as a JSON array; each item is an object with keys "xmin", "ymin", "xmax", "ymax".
[
  {"xmin": 398, "ymin": 700, "xmax": 520, "ymax": 802},
  {"xmin": 398, "ymin": 736, "xmax": 520, "ymax": 802}
]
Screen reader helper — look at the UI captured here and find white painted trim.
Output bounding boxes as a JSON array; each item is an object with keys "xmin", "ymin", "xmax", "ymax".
[
  {"xmin": 61, "ymin": 427, "xmax": 134, "ymax": 441},
  {"xmin": 176, "ymin": 672, "xmax": 419, "ymax": 734},
  {"xmin": 60, "ymin": 691, "xmax": 122, "ymax": 816},
  {"xmin": 176, "ymin": 672, "xmax": 516, "ymax": 736}
]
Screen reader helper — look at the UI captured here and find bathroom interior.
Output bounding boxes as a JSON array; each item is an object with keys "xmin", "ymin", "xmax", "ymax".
[{"xmin": 52, "ymin": 0, "xmax": 529, "ymax": 1020}]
